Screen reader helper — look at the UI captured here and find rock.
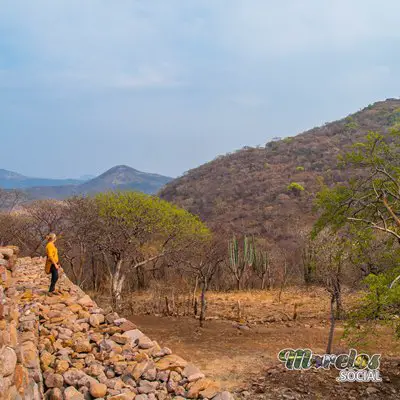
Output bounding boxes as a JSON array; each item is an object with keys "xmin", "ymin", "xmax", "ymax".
[
  {"xmin": 64, "ymin": 386, "xmax": 85, "ymax": 400},
  {"xmin": 123, "ymin": 328, "xmax": 144, "ymax": 344},
  {"xmin": 113, "ymin": 318, "xmax": 127, "ymax": 325},
  {"xmin": 182, "ymin": 364, "xmax": 205, "ymax": 382},
  {"xmin": 55, "ymin": 359, "xmax": 70, "ymax": 374},
  {"xmin": 73, "ymin": 340, "xmax": 92, "ymax": 353},
  {"xmin": 63, "ymin": 368, "xmax": 87, "ymax": 386},
  {"xmin": 111, "ymin": 333, "xmax": 130, "ymax": 345},
  {"xmin": 156, "ymin": 370, "xmax": 170, "ymax": 382},
  {"xmin": 45, "ymin": 387, "xmax": 63, "ymax": 400},
  {"xmin": 45, "ymin": 373, "xmax": 64, "ymax": 388},
  {"xmin": 41, "ymin": 350, "xmax": 56, "ymax": 369},
  {"xmin": 0, "ymin": 346, "xmax": 17, "ymax": 376},
  {"xmin": 142, "ymin": 368, "xmax": 157, "ymax": 381},
  {"xmin": 21, "ymin": 340, "xmax": 39, "ymax": 368},
  {"xmin": 87, "ymin": 363, "xmax": 104, "ymax": 377},
  {"xmin": 138, "ymin": 336, "xmax": 155, "ymax": 349},
  {"xmin": 200, "ymin": 382, "xmax": 220, "ymax": 398},
  {"xmin": 8, "ymin": 323, "xmax": 18, "ymax": 347},
  {"xmin": 105, "ymin": 312, "xmax": 119, "ymax": 324},
  {"xmin": 14, "ymin": 364, "xmax": 29, "ymax": 392},
  {"xmin": 187, "ymin": 378, "xmax": 213, "ymax": 398},
  {"xmin": 133, "ymin": 360, "xmax": 152, "ymax": 380},
  {"xmin": 212, "ymin": 391, "xmax": 235, "ymax": 400},
  {"xmin": 108, "ymin": 393, "xmax": 136, "ymax": 400},
  {"xmin": 68, "ymin": 304, "xmax": 83, "ymax": 313},
  {"xmin": 155, "ymin": 354, "xmax": 187, "ymax": 370},
  {"xmin": 90, "ymin": 382, "xmax": 108, "ymax": 398},
  {"xmin": 89, "ymin": 314, "xmax": 105, "ymax": 327},
  {"xmin": 78, "ymin": 295, "xmax": 94, "ymax": 308},
  {"xmin": 138, "ymin": 380, "xmax": 158, "ymax": 394}
]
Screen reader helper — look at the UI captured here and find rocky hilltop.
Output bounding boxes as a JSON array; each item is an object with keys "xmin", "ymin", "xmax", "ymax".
[{"xmin": 0, "ymin": 247, "xmax": 233, "ymax": 400}]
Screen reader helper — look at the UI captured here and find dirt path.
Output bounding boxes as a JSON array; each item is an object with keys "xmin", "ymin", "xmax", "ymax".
[
  {"xmin": 129, "ymin": 314, "xmax": 400, "ymax": 398},
  {"xmin": 128, "ymin": 315, "xmax": 343, "ymax": 389}
]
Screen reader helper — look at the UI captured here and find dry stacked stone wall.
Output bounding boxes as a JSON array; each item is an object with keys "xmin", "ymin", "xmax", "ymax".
[{"xmin": 0, "ymin": 248, "xmax": 234, "ymax": 400}]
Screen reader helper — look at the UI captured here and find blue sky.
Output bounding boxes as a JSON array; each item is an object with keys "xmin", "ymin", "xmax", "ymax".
[{"xmin": 1, "ymin": 0, "xmax": 400, "ymax": 179}]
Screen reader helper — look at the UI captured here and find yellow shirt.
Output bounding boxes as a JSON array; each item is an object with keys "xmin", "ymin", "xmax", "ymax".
[{"xmin": 45, "ymin": 242, "xmax": 59, "ymax": 274}]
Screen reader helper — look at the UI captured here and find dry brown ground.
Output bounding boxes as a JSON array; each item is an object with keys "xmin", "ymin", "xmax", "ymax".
[{"xmin": 113, "ymin": 288, "xmax": 400, "ymax": 399}]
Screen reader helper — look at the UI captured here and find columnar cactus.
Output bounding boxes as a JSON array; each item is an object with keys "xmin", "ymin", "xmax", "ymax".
[{"xmin": 228, "ymin": 236, "xmax": 254, "ymax": 290}]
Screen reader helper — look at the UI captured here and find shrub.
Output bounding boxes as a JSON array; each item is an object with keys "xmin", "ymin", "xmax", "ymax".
[{"xmin": 287, "ymin": 182, "xmax": 305, "ymax": 193}]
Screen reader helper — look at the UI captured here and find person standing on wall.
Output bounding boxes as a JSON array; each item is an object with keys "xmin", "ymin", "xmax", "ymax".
[{"xmin": 45, "ymin": 233, "xmax": 62, "ymax": 294}]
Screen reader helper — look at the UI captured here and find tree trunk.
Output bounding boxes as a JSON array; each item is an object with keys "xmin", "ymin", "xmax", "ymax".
[
  {"xmin": 326, "ymin": 294, "xmax": 336, "ymax": 354},
  {"xmin": 192, "ymin": 276, "xmax": 198, "ymax": 306},
  {"xmin": 335, "ymin": 286, "xmax": 343, "ymax": 320},
  {"xmin": 165, "ymin": 296, "xmax": 170, "ymax": 316},
  {"xmin": 236, "ymin": 276, "xmax": 241, "ymax": 291},
  {"xmin": 111, "ymin": 259, "xmax": 125, "ymax": 310},
  {"xmin": 194, "ymin": 298, "xmax": 198, "ymax": 317},
  {"xmin": 91, "ymin": 256, "xmax": 98, "ymax": 291},
  {"xmin": 261, "ymin": 274, "xmax": 266, "ymax": 290},
  {"xmin": 136, "ymin": 265, "xmax": 145, "ymax": 290},
  {"xmin": 199, "ymin": 277, "xmax": 208, "ymax": 327}
]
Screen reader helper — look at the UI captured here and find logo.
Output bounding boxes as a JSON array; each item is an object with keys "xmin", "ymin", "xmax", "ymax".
[{"xmin": 277, "ymin": 348, "xmax": 381, "ymax": 383}]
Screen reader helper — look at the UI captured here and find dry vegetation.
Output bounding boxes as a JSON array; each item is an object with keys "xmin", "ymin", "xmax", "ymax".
[{"xmin": 160, "ymin": 99, "xmax": 400, "ymax": 245}]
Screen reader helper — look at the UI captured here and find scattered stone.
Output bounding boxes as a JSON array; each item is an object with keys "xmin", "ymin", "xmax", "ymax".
[
  {"xmin": 64, "ymin": 386, "xmax": 85, "ymax": 400},
  {"xmin": 73, "ymin": 340, "xmax": 92, "ymax": 353},
  {"xmin": 123, "ymin": 328, "xmax": 145, "ymax": 344},
  {"xmin": 155, "ymin": 354, "xmax": 187, "ymax": 370},
  {"xmin": 45, "ymin": 387, "xmax": 63, "ymax": 400},
  {"xmin": 90, "ymin": 381, "xmax": 108, "ymax": 398},
  {"xmin": 77, "ymin": 295, "xmax": 94, "ymax": 308},
  {"xmin": 89, "ymin": 314, "xmax": 105, "ymax": 327},
  {"xmin": 183, "ymin": 364, "xmax": 205, "ymax": 382},
  {"xmin": 212, "ymin": 391, "xmax": 235, "ymax": 400},
  {"xmin": 45, "ymin": 372, "xmax": 64, "ymax": 388}
]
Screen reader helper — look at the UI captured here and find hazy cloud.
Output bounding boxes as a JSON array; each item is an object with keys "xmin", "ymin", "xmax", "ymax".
[{"xmin": 1, "ymin": 1, "xmax": 400, "ymax": 178}]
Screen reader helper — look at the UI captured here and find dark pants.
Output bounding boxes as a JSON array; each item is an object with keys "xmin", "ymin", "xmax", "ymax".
[{"xmin": 49, "ymin": 264, "xmax": 59, "ymax": 292}]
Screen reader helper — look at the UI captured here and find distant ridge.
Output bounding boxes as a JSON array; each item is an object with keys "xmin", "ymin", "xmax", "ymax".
[
  {"xmin": 0, "ymin": 166, "xmax": 173, "ymax": 199},
  {"xmin": 0, "ymin": 169, "xmax": 83, "ymax": 189}
]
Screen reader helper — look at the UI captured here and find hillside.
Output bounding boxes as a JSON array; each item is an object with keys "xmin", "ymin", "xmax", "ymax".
[
  {"xmin": 0, "ymin": 169, "xmax": 83, "ymax": 189},
  {"xmin": 159, "ymin": 99, "xmax": 400, "ymax": 246},
  {"xmin": 24, "ymin": 165, "xmax": 173, "ymax": 199}
]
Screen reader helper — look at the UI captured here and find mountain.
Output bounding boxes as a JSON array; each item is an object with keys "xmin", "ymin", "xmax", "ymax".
[
  {"xmin": 78, "ymin": 165, "xmax": 172, "ymax": 194},
  {"xmin": 0, "ymin": 169, "xmax": 83, "ymax": 189},
  {"xmin": 23, "ymin": 165, "xmax": 173, "ymax": 199},
  {"xmin": 159, "ymin": 99, "xmax": 400, "ymax": 246}
]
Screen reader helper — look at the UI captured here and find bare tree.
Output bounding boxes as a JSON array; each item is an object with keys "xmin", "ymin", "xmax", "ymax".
[
  {"xmin": 0, "ymin": 189, "xmax": 25, "ymax": 212},
  {"xmin": 183, "ymin": 238, "xmax": 225, "ymax": 327}
]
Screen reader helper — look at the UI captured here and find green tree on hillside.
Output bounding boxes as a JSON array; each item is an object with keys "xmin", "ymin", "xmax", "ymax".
[{"xmin": 313, "ymin": 128, "xmax": 400, "ymax": 337}]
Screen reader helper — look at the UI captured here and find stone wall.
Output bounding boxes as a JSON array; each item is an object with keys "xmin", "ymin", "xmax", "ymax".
[
  {"xmin": 0, "ymin": 246, "xmax": 43, "ymax": 400},
  {"xmin": 0, "ymin": 249, "xmax": 234, "ymax": 400}
]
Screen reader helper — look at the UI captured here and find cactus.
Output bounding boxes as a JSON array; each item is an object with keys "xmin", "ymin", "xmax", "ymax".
[{"xmin": 228, "ymin": 236, "xmax": 254, "ymax": 290}]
